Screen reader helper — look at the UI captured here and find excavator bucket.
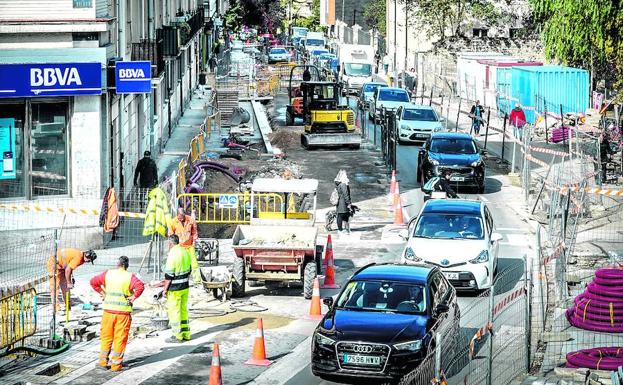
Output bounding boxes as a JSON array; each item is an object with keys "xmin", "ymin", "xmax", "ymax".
[{"xmin": 301, "ymin": 133, "xmax": 361, "ymax": 149}]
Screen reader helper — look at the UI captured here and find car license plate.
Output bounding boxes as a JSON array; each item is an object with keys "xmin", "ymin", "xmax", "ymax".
[
  {"xmin": 444, "ymin": 272, "xmax": 459, "ymax": 280},
  {"xmin": 415, "ymin": 133, "xmax": 428, "ymax": 138},
  {"xmin": 450, "ymin": 176, "xmax": 465, "ymax": 182},
  {"xmin": 343, "ymin": 354, "xmax": 381, "ymax": 365}
]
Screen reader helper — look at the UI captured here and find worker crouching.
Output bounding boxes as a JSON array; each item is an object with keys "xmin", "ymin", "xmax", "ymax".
[
  {"xmin": 164, "ymin": 234, "xmax": 193, "ymax": 343},
  {"xmin": 90, "ymin": 256, "xmax": 144, "ymax": 371},
  {"xmin": 47, "ymin": 248, "xmax": 97, "ymax": 310}
]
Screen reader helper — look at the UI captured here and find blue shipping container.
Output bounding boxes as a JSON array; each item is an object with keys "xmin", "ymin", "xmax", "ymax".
[{"xmin": 509, "ymin": 65, "xmax": 589, "ymax": 124}]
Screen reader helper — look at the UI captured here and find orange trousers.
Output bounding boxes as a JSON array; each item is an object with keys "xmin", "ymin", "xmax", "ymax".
[
  {"xmin": 48, "ymin": 270, "xmax": 68, "ymax": 310},
  {"xmin": 99, "ymin": 311, "xmax": 132, "ymax": 371}
]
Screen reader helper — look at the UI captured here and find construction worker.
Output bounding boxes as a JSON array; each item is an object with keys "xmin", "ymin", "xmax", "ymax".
[
  {"xmin": 168, "ymin": 207, "xmax": 201, "ymax": 283},
  {"xmin": 90, "ymin": 256, "xmax": 144, "ymax": 371},
  {"xmin": 46, "ymin": 248, "xmax": 97, "ymax": 309},
  {"xmin": 164, "ymin": 234, "xmax": 193, "ymax": 342}
]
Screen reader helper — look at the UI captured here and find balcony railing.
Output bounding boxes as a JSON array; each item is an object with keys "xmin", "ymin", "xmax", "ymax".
[
  {"xmin": 157, "ymin": 27, "xmax": 179, "ymax": 57},
  {"xmin": 131, "ymin": 39, "xmax": 166, "ymax": 77}
]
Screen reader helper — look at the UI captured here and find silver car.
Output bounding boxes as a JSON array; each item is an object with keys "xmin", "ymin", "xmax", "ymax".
[{"xmin": 396, "ymin": 105, "xmax": 444, "ymax": 143}]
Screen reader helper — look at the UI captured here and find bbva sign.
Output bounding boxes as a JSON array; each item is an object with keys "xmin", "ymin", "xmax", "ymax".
[
  {"xmin": 119, "ymin": 68, "xmax": 147, "ymax": 79},
  {"xmin": 31, "ymin": 67, "xmax": 82, "ymax": 87}
]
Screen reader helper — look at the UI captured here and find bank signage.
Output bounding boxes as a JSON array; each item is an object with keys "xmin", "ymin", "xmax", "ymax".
[
  {"xmin": 115, "ymin": 61, "xmax": 152, "ymax": 94},
  {"xmin": 0, "ymin": 63, "xmax": 102, "ymax": 98}
]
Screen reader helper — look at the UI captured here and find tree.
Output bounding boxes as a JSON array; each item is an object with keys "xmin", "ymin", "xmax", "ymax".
[
  {"xmin": 530, "ymin": 0, "xmax": 623, "ymax": 92},
  {"xmin": 363, "ymin": 0, "xmax": 386, "ymax": 34}
]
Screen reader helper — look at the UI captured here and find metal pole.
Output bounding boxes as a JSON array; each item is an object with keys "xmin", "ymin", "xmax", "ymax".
[
  {"xmin": 560, "ymin": 104, "xmax": 566, "ymax": 147},
  {"xmin": 543, "ymin": 98, "xmax": 549, "ymax": 144},
  {"xmin": 501, "ymin": 114, "xmax": 507, "ymax": 161},
  {"xmin": 484, "ymin": 108, "xmax": 491, "ymax": 149},
  {"xmin": 51, "ymin": 229, "xmax": 58, "ymax": 341},
  {"xmin": 455, "ymin": 98, "xmax": 462, "ymax": 132},
  {"xmin": 537, "ymin": 226, "xmax": 545, "ymax": 331},
  {"xmin": 435, "ymin": 331, "xmax": 442, "ymax": 377},
  {"xmin": 560, "ymin": 192, "xmax": 571, "ymax": 302},
  {"xmin": 524, "ymin": 253, "xmax": 531, "ymax": 372},
  {"xmin": 486, "ymin": 278, "xmax": 495, "ymax": 385},
  {"xmin": 511, "ymin": 139, "xmax": 517, "ymax": 173},
  {"xmin": 429, "ymin": 87, "xmax": 433, "ymax": 106}
]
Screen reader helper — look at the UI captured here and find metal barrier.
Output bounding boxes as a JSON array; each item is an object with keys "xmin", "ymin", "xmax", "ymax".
[
  {"xmin": 0, "ymin": 288, "xmax": 37, "ymax": 349},
  {"xmin": 177, "ymin": 193, "xmax": 285, "ymax": 224}
]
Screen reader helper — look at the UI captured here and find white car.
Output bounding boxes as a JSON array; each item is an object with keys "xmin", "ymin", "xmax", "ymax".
[
  {"xmin": 399, "ymin": 199, "xmax": 502, "ymax": 291},
  {"xmin": 267, "ymin": 47, "xmax": 291, "ymax": 63},
  {"xmin": 371, "ymin": 87, "xmax": 411, "ymax": 121},
  {"xmin": 396, "ymin": 105, "xmax": 444, "ymax": 143}
]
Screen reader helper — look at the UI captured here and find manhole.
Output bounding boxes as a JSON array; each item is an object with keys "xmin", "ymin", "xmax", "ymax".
[
  {"xmin": 352, "ymin": 173, "xmax": 379, "ymax": 183},
  {"xmin": 36, "ymin": 363, "xmax": 62, "ymax": 376}
]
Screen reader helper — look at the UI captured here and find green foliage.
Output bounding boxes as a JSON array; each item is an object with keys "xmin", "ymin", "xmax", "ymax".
[
  {"xmin": 293, "ymin": 0, "xmax": 321, "ymax": 31},
  {"xmin": 530, "ymin": 0, "xmax": 623, "ymax": 92},
  {"xmin": 363, "ymin": 0, "xmax": 386, "ymax": 34},
  {"xmin": 470, "ymin": 0, "xmax": 502, "ymax": 26}
]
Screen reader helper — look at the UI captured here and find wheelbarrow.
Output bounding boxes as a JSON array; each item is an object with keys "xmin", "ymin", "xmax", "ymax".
[{"xmin": 200, "ymin": 266, "xmax": 231, "ymax": 302}]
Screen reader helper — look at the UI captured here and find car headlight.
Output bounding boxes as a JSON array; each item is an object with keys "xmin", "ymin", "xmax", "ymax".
[
  {"xmin": 469, "ymin": 250, "xmax": 489, "ymax": 264},
  {"xmin": 471, "ymin": 159, "xmax": 483, "ymax": 167},
  {"xmin": 433, "ymin": 126, "xmax": 443, "ymax": 132},
  {"xmin": 400, "ymin": 125, "xmax": 411, "ymax": 131},
  {"xmin": 314, "ymin": 333, "xmax": 336, "ymax": 346},
  {"xmin": 428, "ymin": 157, "xmax": 439, "ymax": 166},
  {"xmin": 393, "ymin": 339, "xmax": 422, "ymax": 351},
  {"xmin": 403, "ymin": 247, "xmax": 421, "ymax": 262}
]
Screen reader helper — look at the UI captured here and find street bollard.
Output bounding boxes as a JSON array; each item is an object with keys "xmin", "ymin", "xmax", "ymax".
[
  {"xmin": 455, "ymin": 98, "xmax": 462, "ymax": 132},
  {"xmin": 484, "ymin": 108, "xmax": 491, "ymax": 149},
  {"xmin": 501, "ymin": 114, "xmax": 508, "ymax": 161}
]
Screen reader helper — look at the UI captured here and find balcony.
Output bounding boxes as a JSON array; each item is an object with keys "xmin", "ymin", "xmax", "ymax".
[
  {"xmin": 131, "ymin": 39, "xmax": 165, "ymax": 77},
  {"xmin": 157, "ymin": 7, "xmax": 204, "ymax": 58},
  {"xmin": 157, "ymin": 27, "xmax": 179, "ymax": 57}
]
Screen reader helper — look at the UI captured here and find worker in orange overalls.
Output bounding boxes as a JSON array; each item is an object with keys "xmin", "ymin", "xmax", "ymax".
[
  {"xmin": 46, "ymin": 248, "xmax": 97, "ymax": 309},
  {"xmin": 168, "ymin": 208, "xmax": 200, "ymax": 283},
  {"xmin": 90, "ymin": 256, "xmax": 144, "ymax": 371}
]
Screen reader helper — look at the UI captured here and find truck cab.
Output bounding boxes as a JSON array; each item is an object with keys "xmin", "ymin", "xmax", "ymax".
[{"xmin": 337, "ymin": 45, "xmax": 375, "ymax": 94}]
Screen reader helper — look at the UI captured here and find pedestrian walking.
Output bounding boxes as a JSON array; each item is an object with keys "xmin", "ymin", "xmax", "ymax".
[
  {"xmin": 332, "ymin": 170, "xmax": 352, "ymax": 235},
  {"xmin": 90, "ymin": 256, "xmax": 144, "ymax": 371},
  {"xmin": 163, "ymin": 235, "xmax": 192, "ymax": 342},
  {"xmin": 168, "ymin": 208, "xmax": 201, "ymax": 283},
  {"xmin": 469, "ymin": 100, "xmax": 485, "ymax": 136},
  {"xmin": 208, "ymin": 56, "xmax": 218, "ymax": 74},
  {"xmin": 134, "ymin": 150, "xmax": 158, "ymax": 209},
  {"xmin": 303, "ymin": 65, "xmax": 312, "ymax": 82},
  {"xmin": 374, "ymin": 51, "xmax": 381, "ymax": 74},
  {"xmin": 509, "ymin": 103, "xmax": 527, "ymax": 140},
  {"xmin": 383, "ymin": 54, "xmax": 391, "ymax": 74},
  {"xmin": 47, "ymin": 249, "xmax": 97, "ymax": 310}
]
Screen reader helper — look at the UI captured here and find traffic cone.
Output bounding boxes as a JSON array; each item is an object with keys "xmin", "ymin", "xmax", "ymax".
[
  {"xmin": 323, "ymin": 234, "xmax": 334, "ymax": 268},
  {"xmin": 308, "ymin": 277, "xmax": 324, "ymax": 320},
  {"xmin": 393, "ymin": 182, "xmax": 404, "ymax": 225},
  {"xmin": 322, "ymin": 252, "xmax": 340, "ymax": 290},
  {"xmin": 245, "ymin": 318, "xmax": 272, "ymax": 366},
  {"xmin": 388, "ymin": 170, "xmax": 396, "ymax": 205},
  {"xmin": 209, "ymin": 343, "xmax": 223, "ymax": 385}
]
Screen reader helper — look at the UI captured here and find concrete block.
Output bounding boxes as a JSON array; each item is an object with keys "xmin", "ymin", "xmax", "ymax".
[
  {"xmin": 543, "ymin": 331, "xmax": 572, "ymax": 342},
  {"xmin": 555, "ymin": 367, "xmax": 577, "ymax": 378}
]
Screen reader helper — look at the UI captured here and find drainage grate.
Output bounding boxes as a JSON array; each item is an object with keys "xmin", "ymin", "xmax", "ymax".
[{"xmin": 36, "ymin": 363, "xmax": 61, "ymax": 376}]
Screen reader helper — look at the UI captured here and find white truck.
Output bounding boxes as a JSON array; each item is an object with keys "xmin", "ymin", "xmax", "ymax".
[
  {"xmin": 303, "ymin": 32, "xmax": 326, "ymax": 54},
  {"xmin": 337, "ymin": 44, "xmax": 375, "ymax": 94}
]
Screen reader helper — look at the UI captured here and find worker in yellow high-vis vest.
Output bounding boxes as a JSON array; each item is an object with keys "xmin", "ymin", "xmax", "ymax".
[
  {"xmin": 163, "ymin": 234, "xmax": 193, "ymax": 343},
  {"xmin": 90, "ymin": 256, "xmax": 144, "ymax": 371}
]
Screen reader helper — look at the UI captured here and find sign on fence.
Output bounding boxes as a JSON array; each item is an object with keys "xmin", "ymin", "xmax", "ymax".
[{"xmin": 218, "ymin": 194, "xmax": 239, "ymax": 208}]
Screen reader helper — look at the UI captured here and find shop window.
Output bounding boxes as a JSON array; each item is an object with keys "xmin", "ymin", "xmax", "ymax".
[
  {"xmin": 0, "ymin": 103, "xmax": 26, "ymax": 199},
  {"xmin": 30, "ymin": 102, "xmax": 69, "ymax": 197}
]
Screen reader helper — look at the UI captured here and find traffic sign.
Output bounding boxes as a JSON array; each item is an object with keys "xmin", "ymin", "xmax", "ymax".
[{"xmin": 218, "ymin": 194, "xmax": 239, "ymax": 208}]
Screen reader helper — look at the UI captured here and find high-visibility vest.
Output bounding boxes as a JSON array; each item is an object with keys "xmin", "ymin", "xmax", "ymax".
[
  {"xmin": 102, "ymin": 268, "xmax": 133, "ymax": 313},
  {"xmin": 143, "ymin": 187, "xmax": 171, "ymax": 237},
  {"xmin": 164, "ymin": 246, "xmax": 192, "ymax": 292}
]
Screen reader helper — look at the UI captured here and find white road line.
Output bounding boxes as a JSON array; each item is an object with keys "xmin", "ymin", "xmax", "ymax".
[
  {"xmin": 478, "ymin": 195, "xmax": 489, "ymax": 202},
  {"xmin": 496, "ymin": 227, "xmax": 530, "ymax": 232},
  {"xmin": 252, "ymin": 336, "xmax": 312, "ymax": 385}
]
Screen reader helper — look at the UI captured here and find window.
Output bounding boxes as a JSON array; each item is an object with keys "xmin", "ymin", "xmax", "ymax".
[
  {"xmin": 378, "ymin": 89, "xmax": 409, "ymax": 102},
  {"xmin": 336, "ymin": 280, "xmax": 427, "ymax": 314},
  {"xmin": 72, "ymin": 33, "xmax": 99, "ymax": 41},
  {"xmin": 414, "ymin": 213, "xmax": 484, "ymax": 239},
  {"xmin": 403, "ymin": 108, "xmax": 438, "ymax": 122},
  {"xmin": 431, "ymin": 274, "xmax": 450, "ymax": 308},
  {"xmin": 430, "ymin": 138, "xmax": 477, "ymax": 154},
  {"xmin": 484, "ymin": 206, "xmax": 493, "ymax": 236},
  {"xmin": 0, "ymin": 103, "xmax": 26, "ymax": 199},
  {"xmin": 30, "ymin": 102, "xmax": 69, "ymax": 197},
  {"xmin": 343, "ymin": 63, "xmax": 372, "ymax": 76},
  {"xmin": 473, "ymin": 28, "xmax": 488, "ymax": 38}
]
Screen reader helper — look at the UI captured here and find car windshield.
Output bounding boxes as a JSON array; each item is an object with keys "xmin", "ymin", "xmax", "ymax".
[
  {"xmin": 270, "ymin": 48, "xmax": 287, "ymax": 54},
  {"xmin": 336, "ymin": 281, "xmax": 427, "ymax": 314},
  {"xmin": 378, "ymin": 89, "xmax": 409, "ymax": 102},
  {"xmin": 430, "ymin": 138, "xmax": 477, "ymax": 154},
  {"xmin": 312, "ymin": 50, "xmax": 328, "ymax": 56},
  {"xmin": 306, "ymin": 39, "xmax": 324, "ymax": 46},
  {"xmin": 344, "ymin": 63, "xmax": 372, "ymax": 76},
  {"xmin": 403, "ymin": 108, "xmax": 438, "ymax": 122},
  {"xmin": 363, "ymin": 83, "xmax": 387, "ymax": 93},
  {"xmin": 414, "ymin": 213, "xmax": 484, "ymax": 239}
]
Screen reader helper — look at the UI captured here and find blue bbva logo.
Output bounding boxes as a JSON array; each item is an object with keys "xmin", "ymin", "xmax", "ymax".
[{"xmin": 119, "ymin": 68, "xmax": 146, "ymax": 79}]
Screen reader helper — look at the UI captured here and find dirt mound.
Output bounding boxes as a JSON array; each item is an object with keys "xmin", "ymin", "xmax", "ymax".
[{"xmin": 269, "ymin": 128, "xmax": 303, "ymax": 151}]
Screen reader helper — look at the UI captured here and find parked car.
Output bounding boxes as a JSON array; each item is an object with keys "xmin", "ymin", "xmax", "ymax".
[
  {"xmin": 358, "ymin": 82, "xmax": 388, "ymax": 109},
  {"xmin": 267, "ymin": 47, "xmax": 291, "ymax": 63},
  {"xmin": 311, "ymin": 263, "xmax": 459, "ymax": 383},
  {"xmin": 400, "ymin": 199, "xmax": 502, "ymax": 291},
  {"xmin": 371, "ymin": 87, "xmax": 410, "ymax": 121},
  {"xmin": 416, "ymin": 132, "xmax": 486, "ymax": 193},
  {"xmin": 396, "ymin": 105, "xmax": 444, "ymax": 144}
]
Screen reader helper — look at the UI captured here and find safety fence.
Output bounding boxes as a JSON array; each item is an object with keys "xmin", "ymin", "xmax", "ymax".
[
  {"xmin": 399, "ymin": 260, "xmax": 530, "ymax": 385},
  {"xmin": 178, "ymin": 192, "xmax": 282, "ymax": 224},
  {"xmin": 355, "ymin": 103, "xmax": 398, "ymax": 173}
]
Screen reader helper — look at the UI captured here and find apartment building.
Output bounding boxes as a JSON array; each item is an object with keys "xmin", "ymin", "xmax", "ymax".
[{"xmin": 0, "ymin": 0, "xmax": 218, "ymax": 201}]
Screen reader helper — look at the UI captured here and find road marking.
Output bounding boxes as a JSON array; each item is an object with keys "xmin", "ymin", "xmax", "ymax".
[
  {"xmin": 478, "ymin": 195, "xmax": 489, "ymax": 202},
  {"xmin": 252, "ymin": 336, "xmax": 312, "ymax": 385},
  {"xmin": 499, "ymin": 234, "xmax": 527, "ymax": 246},
  {"xmin": 496, "ymin": 227, "xmax": 531, "ymax": 232}
]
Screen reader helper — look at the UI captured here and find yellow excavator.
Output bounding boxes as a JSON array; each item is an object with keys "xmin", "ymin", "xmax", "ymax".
[{"xmin": 285, "ymin": 65, "xmax": 361, "ymax": 149}]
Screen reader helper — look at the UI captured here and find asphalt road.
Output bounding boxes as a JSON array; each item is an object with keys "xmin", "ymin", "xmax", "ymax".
[{"xmin": 274, "ymin": 96, "xmax": 533, "ymax": 385}]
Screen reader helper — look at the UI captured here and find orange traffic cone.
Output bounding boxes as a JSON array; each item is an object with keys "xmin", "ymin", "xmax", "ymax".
[
  {"xmin": 245, "ymin": 318, "xmax": 272, "ymax": 366},
  {"xmin": 307, "ymin": 277, "xmax": 324, "ymax": 320},
  {"xmin": 393, "ymin": 182, "xmax": 404, "ymax": 225},
  {"xmin": 209, "ymin": 343, "xmax": 223, "ymax": 385},
  {"xmin": 388, "ymin": 170, "xmax": 397, "ymax": 205},
  {"xmin": 322, "ymin": 252, "xmax": 340, "ymax": 289},
  {"xmin": 323, "ymin": 234, "xmax": 334, "ymax": 268}
]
